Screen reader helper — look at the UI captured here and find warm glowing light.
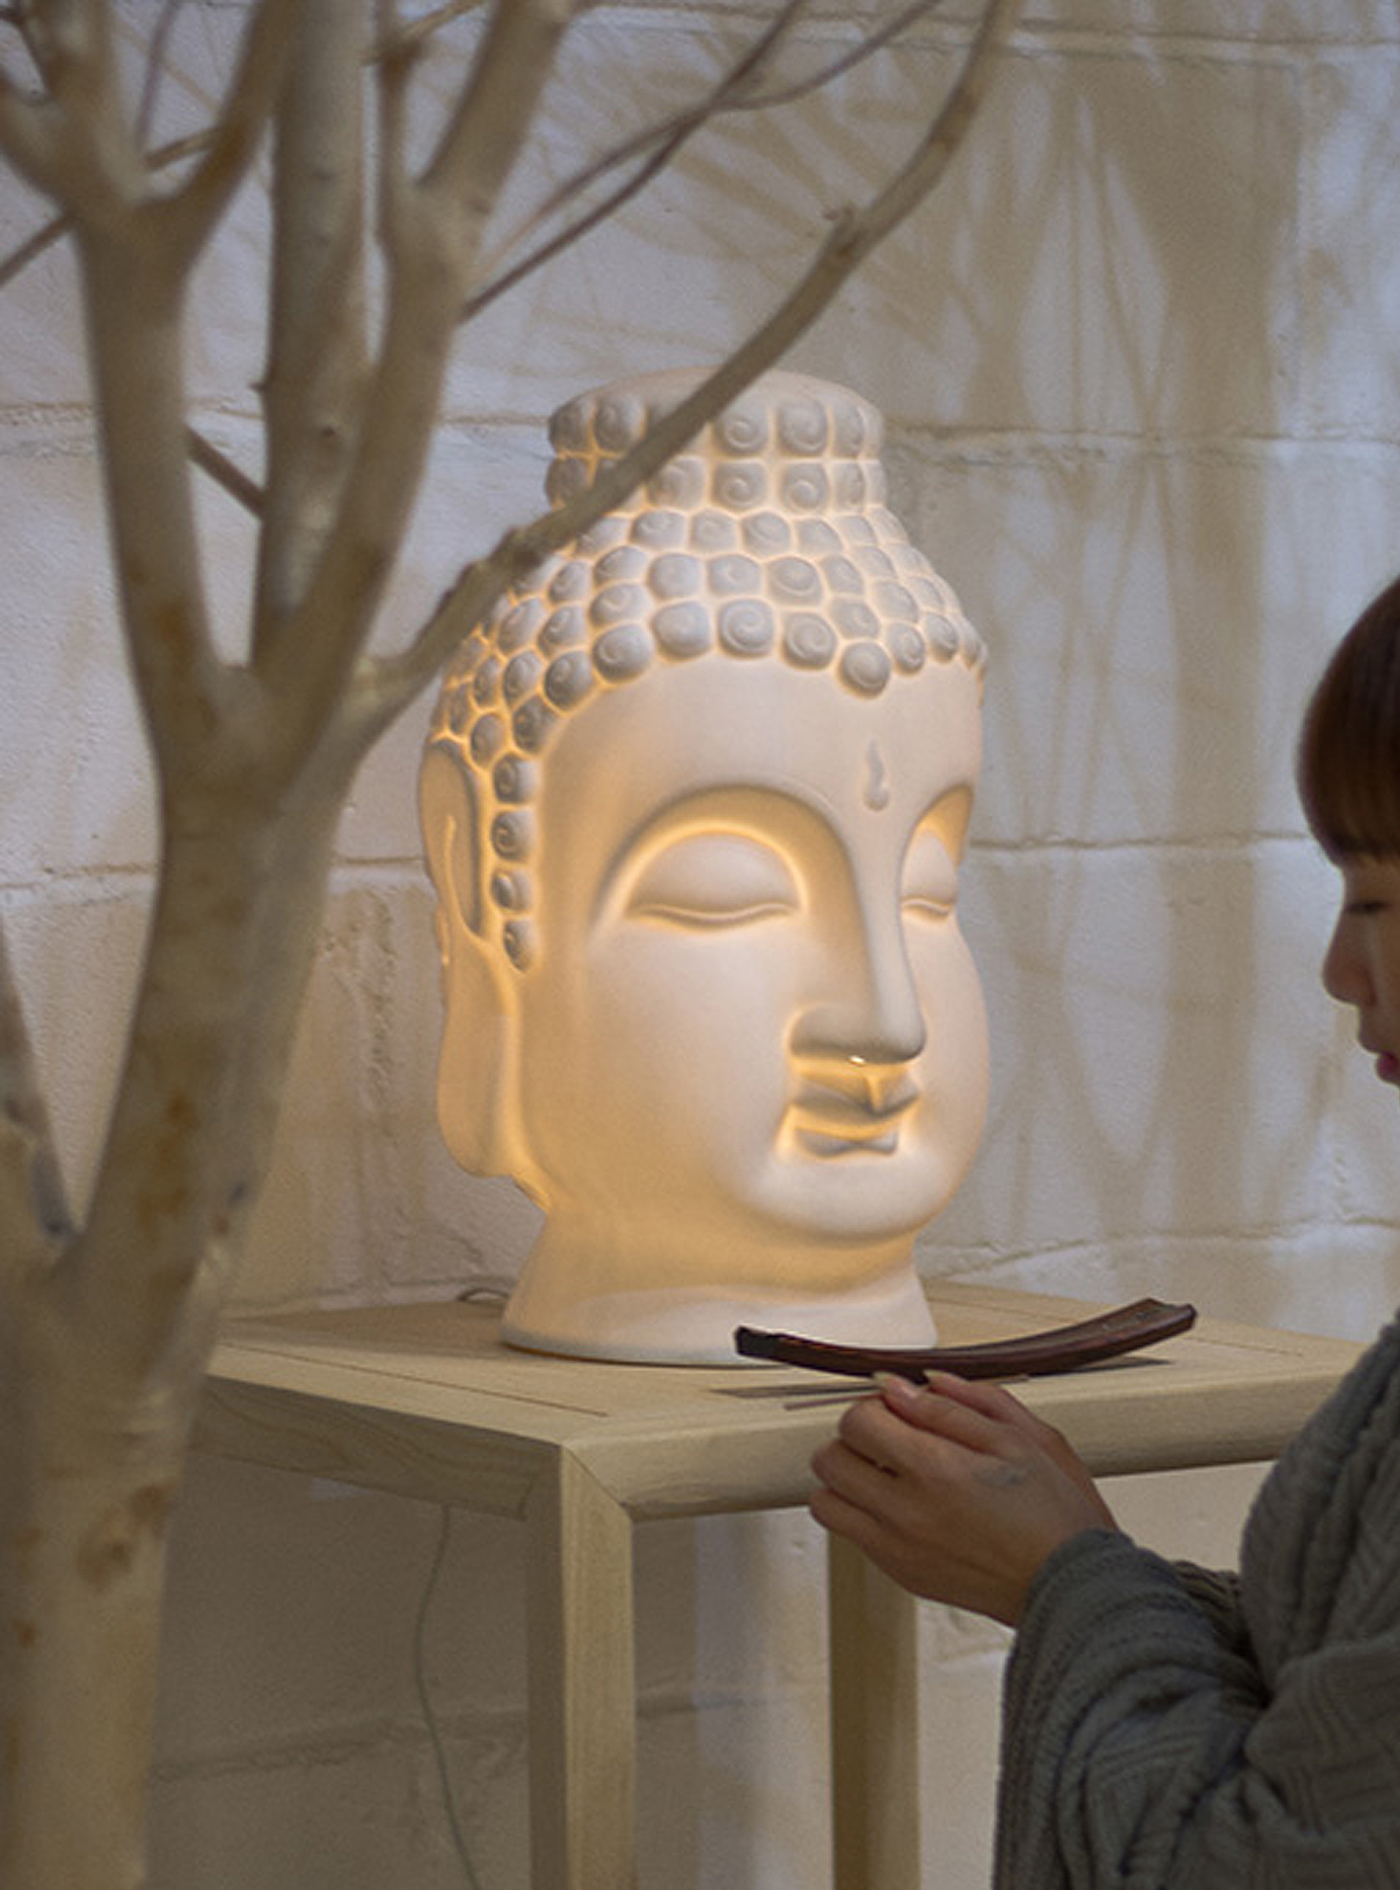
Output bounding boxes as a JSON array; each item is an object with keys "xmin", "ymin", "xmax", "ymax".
[{"xmin": 421, "ymin": 371, "xmax": 990, "ymax": 1362}]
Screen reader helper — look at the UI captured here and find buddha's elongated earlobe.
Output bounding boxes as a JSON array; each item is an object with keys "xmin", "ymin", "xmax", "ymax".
[
  {"xmin": 419, "ymin": 745, "xmax": 515, "ymax": 1174},
  {"xmin": 420, "ymin": 742, "xmax": 484, "ymax": 935}
]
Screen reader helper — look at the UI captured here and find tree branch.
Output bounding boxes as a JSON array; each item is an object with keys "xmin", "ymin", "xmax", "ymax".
[
  {"xmin": 0, "ymin": 189, "xmax": 64, "ymax": 289},
  {"xmin": 421, "ymin": 0, "xmax": 573, "ymax": 217},
  {"xmin": 373, "ymin": 0, "xmax": 489, "ymax": 60},
  {"xmin": 0, "ymin": 128, "xmax": 206, "ymax": 292},
  {"xmin": 0, "ymin": 114, "xmax": 271, "ymax": 519},
  {"xmin": 186, "ymin": 426, "xmax": 263, "ymax": 516},
  {"xmin": 373, "ymin": 0, "xmax": 415, "ymax": 264},
  {"xmin": 76, "ymin": 225, "xmax": 230, "ymax": 763},
  {"xmin": 253, "ymin": 0, "xmax": 368, "ymax": 649},
  {"xmin": 9, "ymin": 1, "xmax": 148, "ymax": 226},
  {"xmin": 150, "ymin": 0, "xmax": 300, "ymax": 267},
  {"xmin": 25, "ymin": 2, "xmax": 296, "ymax": 761},
  {"xmin": 465, "ymin": 0, "xmax": 943, "ymax": 325},
  {"xmin": 0, "ymin": 918, "xmax": 73, "ymax": 1264},
  {"xmin": 253, "ymin": 0, "xmax": 575, "ymax": 752},
  {"xmin": 729, "ymin": 0, "xmax": 945, "ymax": 113},
  {"xmin": 1, "ymin": 2, "xmax": 46, "ymax": 73},
  {"xmin": 465, "ymin": 0, "xmax": 812, "ymax": 323},
  {"xmin": 70, "ymin": 782, "xmax": 345, "ymax": 1383},
  {"xmin": 0, "ymin": 5, "xmax": 487, "ymax": 294},
  {"xmin": 0, "ymin": 64, "xmax": 66, "ymax": 197},
  {"xmin": 356, "ymin": 0, "xmax": 1019, "ymax": 732},
  {"xmin": 133, "ymin": 0, "xmax": 187, "ymax": 149}
]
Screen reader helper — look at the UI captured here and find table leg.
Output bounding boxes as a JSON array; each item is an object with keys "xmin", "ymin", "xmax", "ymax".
[
  {"xmin": 524, "ymin": 1453, "xmax": 637, "ymax": 1890},
  {"xmin": 828, "ymin": 1533, "xmax": 921, "ymax": 1889}
]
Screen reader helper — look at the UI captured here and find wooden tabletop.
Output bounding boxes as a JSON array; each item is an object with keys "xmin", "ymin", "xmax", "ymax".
[{"xmin": 195, "ymin": 1281, "xmax": 1366, "ymax": 1518}]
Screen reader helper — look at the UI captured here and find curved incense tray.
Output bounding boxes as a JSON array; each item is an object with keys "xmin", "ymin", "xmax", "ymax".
[{"xmin": 733, "ymin": 1296, "xmax": 1197, "ymax": 1383}]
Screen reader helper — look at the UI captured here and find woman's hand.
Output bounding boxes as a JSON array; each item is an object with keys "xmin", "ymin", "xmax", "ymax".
[{"xmin": 809, "ymin": 1372, "xmax": 1119, "ymax": 1626}]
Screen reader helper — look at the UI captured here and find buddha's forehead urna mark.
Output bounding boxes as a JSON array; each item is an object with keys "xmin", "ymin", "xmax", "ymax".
[
  {"xmin": 426, "ymin": 371, "xmax": 987, "ymax": 970},
  {"xmin": 863, "ymin": 740, "xmax": 893, "ymax": 813}
]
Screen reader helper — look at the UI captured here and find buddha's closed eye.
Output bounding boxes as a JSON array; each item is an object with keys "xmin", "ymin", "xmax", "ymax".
[{"xmin": 625, "ymin": 831, "xmax": 800, "ymax": 929}]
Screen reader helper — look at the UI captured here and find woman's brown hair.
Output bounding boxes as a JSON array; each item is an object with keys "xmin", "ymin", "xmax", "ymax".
[{"xmin": 1298, "ymin": 571, "xmax": 1400, "ymax": 860}]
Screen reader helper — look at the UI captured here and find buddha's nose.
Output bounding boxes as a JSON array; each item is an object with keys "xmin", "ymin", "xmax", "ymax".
[{"xmin": 790, "ymin": 904, "xmax": 927, "ymax": 1067}]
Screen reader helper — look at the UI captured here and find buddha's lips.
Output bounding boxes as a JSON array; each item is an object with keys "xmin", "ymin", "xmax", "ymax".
[
  {"xmin": 787, "ymin": 1083, "xmax": 919, "ymax": 1152},
  {"xmin": 796, "ymin": 1127, "xmax": 900, "ymax": 1156}
]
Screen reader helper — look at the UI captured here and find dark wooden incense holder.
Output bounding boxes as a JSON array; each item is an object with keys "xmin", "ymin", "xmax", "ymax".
[{"xmin": 733, "ymin": 1296, "xmax": 1197, "ymax": 1383}]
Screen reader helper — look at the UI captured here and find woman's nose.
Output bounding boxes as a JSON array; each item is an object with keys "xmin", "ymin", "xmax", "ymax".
[{"xmin": 1322, "ymin": 912, "xmax": 1371, "ymax": 1007}]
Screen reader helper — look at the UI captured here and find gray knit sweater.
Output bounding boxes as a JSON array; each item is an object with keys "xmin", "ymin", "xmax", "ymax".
[{"xmin": 996, "ymin": 1310, "xmax": 1400, "ymax": 1886}]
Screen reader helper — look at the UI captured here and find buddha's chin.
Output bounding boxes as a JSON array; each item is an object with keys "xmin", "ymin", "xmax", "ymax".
[
  {"xmin": 522, "ymin": 1151, "xmax": 964, "ymax": 1279},
  {"xmin": 509, "ymin": 1185, "xmax": 932, "ymax": 1322},
  {"xmin": 742, "ymin": 1142, "xmax": 967, "ymax": 1247}
]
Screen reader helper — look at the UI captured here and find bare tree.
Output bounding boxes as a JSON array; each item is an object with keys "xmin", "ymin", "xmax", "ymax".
[{"xmin": 0, "ymin": 1, "xmax": 1015, "ymax": 1884}]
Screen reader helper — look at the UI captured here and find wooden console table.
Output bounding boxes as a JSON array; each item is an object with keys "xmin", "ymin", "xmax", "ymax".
[{"xmin": 195, "ymin": 1282, "xmax": 1363, "ymax": 1890}]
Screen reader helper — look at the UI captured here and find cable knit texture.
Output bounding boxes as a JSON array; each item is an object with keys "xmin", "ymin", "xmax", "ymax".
[{"xmin": 996, "ymin": 1310, "xmax": 1400, "ymax": 1886}]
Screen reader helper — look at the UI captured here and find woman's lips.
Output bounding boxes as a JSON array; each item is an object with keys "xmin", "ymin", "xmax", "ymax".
[{"xmin": 1377, "ymin": 1051, "xmax": 1400, "ymax": 1085}]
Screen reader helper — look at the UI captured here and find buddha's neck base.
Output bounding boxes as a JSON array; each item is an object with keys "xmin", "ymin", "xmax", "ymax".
[{"xmin": 500, "ymin": 1263, "xmax": 937, "ymax": 1366}]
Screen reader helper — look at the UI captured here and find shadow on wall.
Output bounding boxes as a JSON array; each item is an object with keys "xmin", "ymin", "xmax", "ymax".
[
  {"xmin": 849, "ymin": 38, "xmax": 1397, "ymax": 1330},
  {"xmin": 238, "ymin": 24, "xmax": 1400, "ymax": 1331}
]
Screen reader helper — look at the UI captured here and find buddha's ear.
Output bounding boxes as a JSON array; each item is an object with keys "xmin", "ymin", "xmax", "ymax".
[{"xmin": 419, "ymin": 744, "xmax": 513, "ymax": 1175}]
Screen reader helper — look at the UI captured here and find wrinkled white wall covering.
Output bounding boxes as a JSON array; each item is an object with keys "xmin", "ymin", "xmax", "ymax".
[{"xmin": 5, "ymin": 2, "xmax": 1400, "ymax": 1886}]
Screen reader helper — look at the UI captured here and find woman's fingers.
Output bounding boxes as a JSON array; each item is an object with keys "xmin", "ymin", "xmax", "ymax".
[
  {"xmin": 810, "ymin": 1431, "xmax": 901, "ymax": 1508},
  {"xmin": 881, "ymin": 1370, "xmax": 1047, "ymax": 1439},
  {"xmin": 808, "ymin": 1476, "xmax": 887, "ymax": 1551},
  {"xmin": 849, "ymin": 1376, "xmax": 1025, "ymax": 1471},
  {"xmin": 828, "ymin": 1394, "xmax": 969, "ymax": 1493},
  {"xmin": 807, "ymin": 1373, "xmax": 1121, "ymax": 1624},
  {"xmin": 835, "ymin": 1377, "xmax": 1103, "ymax": 1524},
  {"xmin": 877, "ymin": 1372, "xmax": 1087, "ymax": 1479}
]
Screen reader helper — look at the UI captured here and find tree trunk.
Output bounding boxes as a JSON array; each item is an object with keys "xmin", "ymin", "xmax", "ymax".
[
  {"xmin": 1, "ymin": 1360, "xmax": 190, "ymax": 1890},
  {"xmin": 0, "ymin": 765, "xmax": 349, "ymax": 1890}
]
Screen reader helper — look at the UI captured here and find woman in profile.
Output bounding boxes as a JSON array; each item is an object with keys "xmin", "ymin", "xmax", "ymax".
[{"xmin": 810, "ymin": 572, "xmax": 1400, "ymax": 1885}]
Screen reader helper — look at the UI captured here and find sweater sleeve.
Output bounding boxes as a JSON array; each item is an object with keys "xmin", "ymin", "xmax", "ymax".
[
  {"xmin": 994, "ymin": 1529, "xmax": 1400, "ymax": 1889},
  {"xmin": 1170, "ymin": 1560, "xmax": 1246, "ymax": 1650}
]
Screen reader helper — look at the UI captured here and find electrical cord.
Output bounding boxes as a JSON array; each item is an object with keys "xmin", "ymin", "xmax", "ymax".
[
  {"xmin": 410, "ymin": 1275, "xmax": 513, "ymax": 1884},
  {"xmin": 413, "ymin": 1505, "xmax": 485, "ymax": 1890}
]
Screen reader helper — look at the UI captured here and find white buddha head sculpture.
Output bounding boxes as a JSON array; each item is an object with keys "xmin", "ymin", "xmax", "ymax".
[{"xmin": 421, "ymin": 370, "xmax": 989, "ymax": 1362}]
